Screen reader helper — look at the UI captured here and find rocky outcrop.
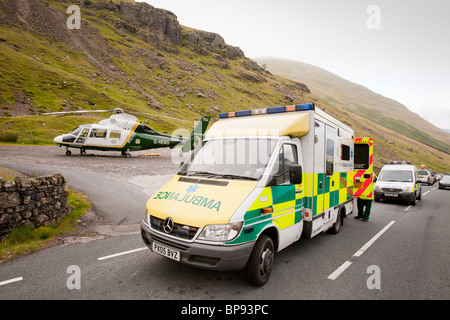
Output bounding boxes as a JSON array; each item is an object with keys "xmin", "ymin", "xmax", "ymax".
[
  {"xmin": 183, "ymin": 29, "xmax": 244, "ymax": 59},
  {"xmin": 119, "ymin": 1, "xmax": 183, "ymax": 45},
  {"xmin": 117, "ymin": 1, "xmax": 243, "ymax": 58}
]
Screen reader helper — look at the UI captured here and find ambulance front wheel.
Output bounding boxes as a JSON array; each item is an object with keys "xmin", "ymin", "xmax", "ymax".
[{"xmin": 245, "ymin": 235, "xmax": 274, "ymax": 287}]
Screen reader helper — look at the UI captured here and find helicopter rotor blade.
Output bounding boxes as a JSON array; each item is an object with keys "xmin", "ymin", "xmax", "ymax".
[
  {"xmin": 42, "ymin": 110, "xmax": 113, "ymax": 115},
  {"xmin": 42, "ymin": 108, "xmax": 193, "ymax": 124},
  {"xmin": 127, "ymin": 111, "xmax": 189, "ymax": 123}
]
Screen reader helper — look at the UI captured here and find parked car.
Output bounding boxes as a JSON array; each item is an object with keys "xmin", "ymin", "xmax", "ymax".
[
  {"xmin": 431, "ymin": 172, "xmax": 437, "ymax": 184},
  {"xmin": 374, "ymin": 164, "xmax": 421, "ymax": 205},
  {"xmin": 418, "ymin": 169, "xmax": 433, "ymax": 185},
  {"xmin": 438, "ymin": 175, "xmax": 450, "ymax": 190}
]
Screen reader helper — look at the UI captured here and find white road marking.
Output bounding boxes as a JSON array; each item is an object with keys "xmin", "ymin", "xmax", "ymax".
[
  {"xmin": 423, "ymin": 190, "xmax": 430, "ymax": 196},
  {"xmin": 353, "ymin": 221, "xmax": 396, "ymax": 257},
  {"xmin": 405, "ymin": 205, "xmax": 412, "ymax": 211},
  {"xmin": 328, "ymin": 221, "xmax": 396, "ymax": 280},
  {"xmin": 327, "ymin": 261, "xmax": 353, "ymax": 280},
  {"xmin": 97, "ymin": 247, "xmax": 148, "ymax": 261},
  {"xmin": 0, "ymin": 277, "xmax": 23, "ymax": 287}
]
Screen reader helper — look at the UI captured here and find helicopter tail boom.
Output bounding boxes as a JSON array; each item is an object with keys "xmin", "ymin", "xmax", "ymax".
[{"xmin": 182, "ymin": 116, "xmax": 210, "ymax": 152}]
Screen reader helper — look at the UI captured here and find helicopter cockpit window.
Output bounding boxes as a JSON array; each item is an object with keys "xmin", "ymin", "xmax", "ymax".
[
  {"xmin": 70, "ymin": 127, "xmax": 82, "ymax": 136},
  {"xmin": 76, "ymin": 128, "xmax": 90, "ymax": 144},
  {"xmin": 90, "ymin": 129, "xmax": 107, "ymax": 138}
]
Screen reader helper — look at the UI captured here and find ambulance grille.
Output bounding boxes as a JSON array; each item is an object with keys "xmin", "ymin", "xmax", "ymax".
[{"xmin": 149, "ymin": 216, "xmax": 198, "ymax": 241}]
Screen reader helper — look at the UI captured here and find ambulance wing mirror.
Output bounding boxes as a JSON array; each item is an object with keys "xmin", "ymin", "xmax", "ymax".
[
  {"xmin": 267, "ymin": 164, "xmax": 303, "ymax": 186},
  {"xmin": 289, "ymin": 164, "xmax": 303, "ymax": 185}
]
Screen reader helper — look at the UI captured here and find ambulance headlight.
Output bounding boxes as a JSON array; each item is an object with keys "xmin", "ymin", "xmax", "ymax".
[
  {"xmin": 143, "ymin": 209, "xmax": 149, "ymax": 224},
  {"xmin": 402, "ymin": 186, "xmax": 412, "ymax": 192},
  {"xmin": 198, "ymin": 222, "xmax": 243, "ymax": 242}
]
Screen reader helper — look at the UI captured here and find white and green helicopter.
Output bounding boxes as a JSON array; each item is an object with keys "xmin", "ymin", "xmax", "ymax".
[{"xmin": 44, "ymin": 108, "xmax": 210, "ymax": 157}]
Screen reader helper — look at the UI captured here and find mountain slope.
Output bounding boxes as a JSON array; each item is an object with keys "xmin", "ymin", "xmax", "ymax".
[{"xmin": 255, "ymin": 58, "xmax": 450, "ymax": 154}]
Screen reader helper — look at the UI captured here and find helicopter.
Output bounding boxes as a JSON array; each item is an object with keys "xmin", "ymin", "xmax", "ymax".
[{"xmin": 43, "ymin": 108, "xmax": 210, "ymax": 157}]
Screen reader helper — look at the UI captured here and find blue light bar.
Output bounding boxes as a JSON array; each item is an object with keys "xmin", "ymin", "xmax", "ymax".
[
  {"xmin": 267, "ymin": 106, "xmax": 286, "ymax": 114},
  {"xmin": 219, "ymin": 103, "xmax": 315, "ymax": 119},
  {"xmin": 235, "ymin": 110, "xmax": 251, "ymax": 117},
  {"xmin": 296, "ymin": 103, "xmax": 314, "ymax": 111}
]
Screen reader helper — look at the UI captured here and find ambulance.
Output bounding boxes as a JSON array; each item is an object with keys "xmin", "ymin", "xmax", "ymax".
[{"xmin": 141, "ymin": 103, "xmax": 373, "ymax": 286}]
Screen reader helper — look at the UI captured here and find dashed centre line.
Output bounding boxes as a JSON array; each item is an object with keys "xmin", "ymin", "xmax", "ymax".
[
  {"xmin": 328, "ymin": 221, "xmax": 396, "ymax": 280},
  {"xmin": 0, "ymin": 277, "xmax": 23, "ymax": 287},
  {"xmin": 97, "ymin": 247, "xmax": 148, "ymax": 261}
]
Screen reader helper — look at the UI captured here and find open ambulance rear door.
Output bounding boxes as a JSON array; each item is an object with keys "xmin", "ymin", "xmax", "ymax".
[{"xmin": 353, "ymin": 138, "xmax": 374, "ymax": 200}]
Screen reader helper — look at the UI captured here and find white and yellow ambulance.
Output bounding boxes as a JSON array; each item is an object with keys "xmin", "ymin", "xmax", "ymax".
[{"xmin": 141, "ymin": 103, "xmax": 373, "ymax": 286}]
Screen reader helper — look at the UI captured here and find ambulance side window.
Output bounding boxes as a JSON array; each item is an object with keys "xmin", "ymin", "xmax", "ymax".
[
  {"xmin": 273, "ymin": 143, "xmax": 298, "ymax": 185},
  {"xmin": 341, "ymin": 144, "xmax": 350, "ymax": 161},
  {"xmin": 326, "ymin": 139, "xmax": 334, "ymax": 176}
]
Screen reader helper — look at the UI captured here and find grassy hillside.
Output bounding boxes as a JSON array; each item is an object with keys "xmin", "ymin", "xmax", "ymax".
[{"xmin": 0, "ymin": 0, "xmax": 449, "ymax": 173}]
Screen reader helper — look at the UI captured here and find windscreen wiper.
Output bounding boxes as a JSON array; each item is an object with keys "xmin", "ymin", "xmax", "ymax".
[
  {"xmin": 185, "ymin": 171, "xmax": 216, "ymax": 177},
  {"xmin": 211, "ymin": 174, "xmax": 257, "ymax": 181}
]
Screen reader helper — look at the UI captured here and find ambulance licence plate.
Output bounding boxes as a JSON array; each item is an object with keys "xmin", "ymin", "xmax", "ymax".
[
  {"xmin": 354, "ymin": 181, "xmax": 363, "ymax": 189},
  {"xmin": 152, "ymin": 242, "xmax": 180, "ymax": 261}
]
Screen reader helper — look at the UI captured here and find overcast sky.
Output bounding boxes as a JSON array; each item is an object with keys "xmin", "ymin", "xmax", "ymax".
[{"xmin": 145, "ymin": 0, "xmax": 450, "ymax": 130}]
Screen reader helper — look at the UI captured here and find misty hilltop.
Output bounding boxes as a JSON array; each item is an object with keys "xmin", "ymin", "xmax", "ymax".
[{"xmin": 0, "ymin": 0, "xmax": 449, "ymax": 172}]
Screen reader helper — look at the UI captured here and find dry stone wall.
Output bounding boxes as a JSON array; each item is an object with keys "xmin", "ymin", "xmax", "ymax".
[{"xmin": 0, "ymin": 174, "xmax": 69, "ymax": 239}]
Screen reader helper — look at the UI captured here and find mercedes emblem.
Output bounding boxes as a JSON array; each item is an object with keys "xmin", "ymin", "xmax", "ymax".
[{"xmin": 163, "ymin": 217, "xmax": 174, "ymax": 234}]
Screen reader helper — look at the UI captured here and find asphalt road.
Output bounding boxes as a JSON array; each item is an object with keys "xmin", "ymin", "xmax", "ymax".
[{"xmin": 0, "ymin": 146, "xmax": 449, "ymax": 302}]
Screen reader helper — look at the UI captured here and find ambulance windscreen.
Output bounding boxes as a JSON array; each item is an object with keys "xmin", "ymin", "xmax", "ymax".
[
  {"xmin": 379, "ymin": 170, "xmax": 413, "ymax": 182},
  {"xmin": 178, "ymin": 138, "xmax": 278, "ymax": 181}
]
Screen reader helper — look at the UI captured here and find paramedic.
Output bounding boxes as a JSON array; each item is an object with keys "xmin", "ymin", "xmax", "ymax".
[{"xmin": 355, "ymin": 198, "xmax": 372, "ymax": 222}]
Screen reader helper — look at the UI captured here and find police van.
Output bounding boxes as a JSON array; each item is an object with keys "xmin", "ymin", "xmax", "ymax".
[
  {"xmin": 374, "ymin": 162, "xmax": 421, "ymax": 205},
  {"xmin": 141, "ymin": 103, "xmax": 373, "ymax": 286}
]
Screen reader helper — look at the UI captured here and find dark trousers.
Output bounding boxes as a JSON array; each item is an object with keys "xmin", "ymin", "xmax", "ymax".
[{"xmin": 357, "ymin": 198, "xmax": 373, "ymax": 220}]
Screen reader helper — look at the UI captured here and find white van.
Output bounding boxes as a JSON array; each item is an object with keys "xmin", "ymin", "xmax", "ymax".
[
  {"xmin": 418, "ymin": 169, "xmax": 433, "ymax": 185},
  {"xmin": 374, "ymin": 163, "xmax": 421, "ymax": 205}
]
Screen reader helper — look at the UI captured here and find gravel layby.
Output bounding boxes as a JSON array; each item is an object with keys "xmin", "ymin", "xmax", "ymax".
[{"xmin": 0, "ymin": 145, "xmax": 182, "ymax": 179}]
